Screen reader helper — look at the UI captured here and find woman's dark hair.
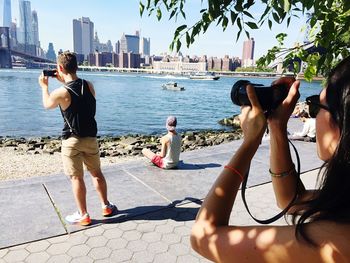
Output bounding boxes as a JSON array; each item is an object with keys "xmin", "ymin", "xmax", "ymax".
[{"xmin": 293, "ymin": 56, "xmax": 350, "ymax": 245}]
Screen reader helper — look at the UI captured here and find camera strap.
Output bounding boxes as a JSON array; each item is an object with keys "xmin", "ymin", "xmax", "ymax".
[{"xmin": 240, "ymin": 139, "xmax": 301, "ymax": 224}]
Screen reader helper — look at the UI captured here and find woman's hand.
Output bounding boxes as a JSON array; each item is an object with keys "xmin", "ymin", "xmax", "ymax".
[
  {"xmin": 239, "ymin": 84, "xmax": 267, "ymax": 147},
  {"xmin": 268, "ymin": 77, "xmax": 300, "ymax": 130}
]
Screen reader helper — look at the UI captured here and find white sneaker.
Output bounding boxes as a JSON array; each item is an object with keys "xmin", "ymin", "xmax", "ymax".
[{"xmin": 65, "ymin": 211, "xmax": 91, "ymax": 226}]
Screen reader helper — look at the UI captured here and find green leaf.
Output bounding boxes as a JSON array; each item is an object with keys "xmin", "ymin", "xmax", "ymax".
[
  {"xmin": 268, "ymin": 19, "xmax": 272, "ymax": 29},
  {"xmin": 139, "ymin": 2, "xmax": 145, "ymax": 16},
  {"xmin": 272, "ymin": 12, "xmax": 280, "ymax": 23},
  {"xmin": 246, "ymin": 22, "xmax": 258, "ymax": 29},
  {"xmin": 222, "ymin": 16, "xmax": 229, "ymax": 31},
  {"xmin": 230, "ymin": 11, "xmax": 238, "ymax": 25},
  {"xmin": 186, "ymin": 32, "xmax": 191, "ymax": 47},
  {"xmin": 156, "ymin": 8, "xmax": 162, "ymax": 20},
  {"xmin": 176, "ymin": 39, "xmax": 182, "ymax": 51},
  {"xmin": 243, "ymin": 11, "xmax": 254, "ymax": 20},
  {"xmin": 283, "ymin": 0, "xmax": 291, "ymax": 12}
]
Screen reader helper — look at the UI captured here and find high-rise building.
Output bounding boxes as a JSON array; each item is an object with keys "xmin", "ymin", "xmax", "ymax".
[
  {"xmin": 1, "ymin": 0, "xmax": 12, "ymax": 27},
  {"xmin": 31, "ymin": 10, "xmax": 39, "ymax": 47},
  {"xmin": 140, "ymin": 37, "xmax": 150, "ymax": 56},
  {"xmin": 18, "ymin": 0, "xmax": 33, "ymax": 45},
  {"xmin": 242, "ymin": 38, "xmax": 255, "ymax": 67},
  {"xmin": 120, "ymin": 33, "xmax": 139, "ymax": 54},
  {"xmin": 115, "ymin": 40, "xmax": 120, "ymax": 54},
  {"xmin": 46, "ymin": 42, "xmax": 56, "ymax": 61},
  {"xmin": 73, "ymin": 17, "xmax": 94, "ymax": 58}
]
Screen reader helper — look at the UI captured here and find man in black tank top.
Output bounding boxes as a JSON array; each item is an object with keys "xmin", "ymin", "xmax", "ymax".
[{"xmin": 38, "ymin": 52, "xmax": 117, "ymax": 226}]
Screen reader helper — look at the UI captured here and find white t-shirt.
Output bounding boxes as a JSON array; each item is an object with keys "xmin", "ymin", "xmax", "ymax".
[
  {"xmin": 293, "ymin": 118, "xmax": 316, "ymax": 138},
  {"xmin": 163, "ymin": 133, "xmax": 182, "ymax": 169}
]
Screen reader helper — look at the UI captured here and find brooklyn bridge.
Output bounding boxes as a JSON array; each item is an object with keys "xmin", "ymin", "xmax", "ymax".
[{"xmin": 0, "ymin": 27, "xmax": 54, "ymax": 69}]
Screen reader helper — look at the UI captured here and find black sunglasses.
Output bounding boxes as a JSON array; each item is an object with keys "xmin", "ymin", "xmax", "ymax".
[{"xmin": 306, "ymin": 95, "xmax": 330, "ymax": 116}]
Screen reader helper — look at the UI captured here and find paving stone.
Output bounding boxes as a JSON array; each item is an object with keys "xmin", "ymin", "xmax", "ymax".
[
  {"xmin": 25, "ymin": 251, "xmax": 50, "ymax": 263},
  {"xmin": 3, "ymin": 249, "xmax": 29, "ymax": 262},
  {"xmin": 126, "ymin": 239, "xmax": 148, "ymax": 252},
  {"xmin": 71, "ymin": 256, "xmax": 94, "ymax": 263},
  {"xmin": 106, "ymin": 238, "xmax": 128, "ymax": 250},
  {"xmin": 174, "ymin": 225, "xmax": 191, "ymax": 235},
  {"xmin": 141, "ymin": 232, "xmax": 161, "ymax": 242},
  {"xmin": 84, "ymin": 226, "xmax": 105, "ymax": 237},
  {"xmin": 86, "ymin": 236, "xmax": 108, "ymax": 248},
  {"xmin": 67, "ymin": 244, "xmax": 91, "ymax": 258},
  {"xmin": 177, "ymin": 254, "xmax": 201, "ymax": 263},
  {"xmin": 131, "ymin": 250, "xmax": 155, "ymax": 262},
  {"xmin": 147, "ymin": 241, "xmax": 169, "ymax": 254},
  {"xmin": 26, "ymin": 240, "xmax": 50, "ymax": 253},
  {"xmin": 118, "ymin": 221, "xmax": 138, "ymax": 231},
  {"xmin": 46, "ymin": 242, "xmax": 72, "ymax": 255},
  {"xmin": 88, "ymin": 247, "xmax": 111, "ymax": 260},
  {"xmin": 47, "ymin": 254, "xmax": 72, "ymax": 263},
  {"xmin": 48, "ymin": 235, "xmax": 69, "ymax": 244},
  {"xmin": 155, "ymin": 224, "xmax": 174, "ymax": 234},
  {"xmin": 109, "ymin": 248, "xmax": 132, "ymax": 262},
  {"xmin": 122, "ymin": 230, "xmax": 142, "ymax": 241},
  {"xmin": 161, "ymin": 233, "xmax": 181, "ymax": 245},
  {"xmin": 103, "ymin": 228, "xmax": 123, "ymax": 239},
  {"xmin": 153, "ymin": 252, "xmax": 177, "ymax": 263},
  {"xmin": 169, "ymin": 243, "xmax": 190, "ymax": 256},
  {"xmin": 136, "ymin": 222, "xmax": 156, "ymax": 233},
  {"xmin": 66, "ymin": 233, "xmax": 88, "ymax": 246}
]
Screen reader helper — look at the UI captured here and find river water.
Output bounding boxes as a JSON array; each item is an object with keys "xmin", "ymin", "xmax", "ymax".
[{"xmin": 0, "ymin": 69, "xmax": 323, "ymax": 137}]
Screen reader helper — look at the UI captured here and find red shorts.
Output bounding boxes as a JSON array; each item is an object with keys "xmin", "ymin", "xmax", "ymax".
[{"xmin": 151, "ymin": 155, "xmax": 164, "ymax": 168}]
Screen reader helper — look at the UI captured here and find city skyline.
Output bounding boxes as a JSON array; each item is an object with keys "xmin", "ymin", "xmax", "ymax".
[{"xmin": 7, "ymin": 0, "xmax": 308, "ymax": 59}]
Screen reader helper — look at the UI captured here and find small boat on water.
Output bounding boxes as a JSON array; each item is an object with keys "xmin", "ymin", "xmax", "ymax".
[
  {"xmin": 161, "ymin": 82, "xmax": 185, "ymax": 91},
  {"xmin": 189, "ymin": 72, "xmax": 220, "ymax": 80}
]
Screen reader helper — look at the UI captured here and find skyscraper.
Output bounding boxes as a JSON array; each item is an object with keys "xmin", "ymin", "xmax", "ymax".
[
  {"xmin": 46, "ymin": 42, "xmax": 56, "ymax": 61},
  {"xmin": 1, "ymin": 0, "xmax": 12, "ymax": 27},
  {"xmin": 32, "ymin": 10, "xmax": 39, "ymax": 47},
  {"xmin": 242, "ymin": 38, "xmax": 255, "ymax": 67},
  {"xmin": 140, "ymin": 37, "xmax": 150, "ymax": 56},
  {"xmin": 18, "ymin": 0, "xmax": 33, "ymax": 45},
  {"xmin": 120, "ymin": 33, "xmax": 139, "ymax": 54},
  {"xmin": 73, "ymin": 17, "xmax": 94, "ymax": 58}
]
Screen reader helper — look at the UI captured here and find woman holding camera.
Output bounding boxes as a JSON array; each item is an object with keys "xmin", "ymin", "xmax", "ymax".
[{"xmin": 191, "ymin": 56, "xmax": 350, "ymax": 262}]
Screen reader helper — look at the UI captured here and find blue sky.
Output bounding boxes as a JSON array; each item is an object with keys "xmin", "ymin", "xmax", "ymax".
[{"xmin": 10, "ymin": 0, "xmax": 307, "ymax": 58}]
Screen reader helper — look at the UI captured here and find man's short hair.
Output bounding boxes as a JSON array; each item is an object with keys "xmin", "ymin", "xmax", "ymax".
[{"xmin": 57, "ymin": 51, "xmax": 78, "ymax": 74}]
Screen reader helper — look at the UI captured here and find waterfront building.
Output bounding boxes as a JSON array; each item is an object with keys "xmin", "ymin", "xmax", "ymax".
[
  {"xmin": 140, "ymin": 37, "xmax": 150, "ymax": 56},
  {"xmin": 120, "ymin": 32, "xmax": 139, "ymax": 54},
  {"xmin": 115, "ymin": 40, "xmax": 120, "ymax": 54},
  {"xmin": 242, "ymin": 37, "xmax": 255, "ymax": 67},
  {"xmin": 222, "ymin": 55, "xmax": 232, "ymax": 71},
  {"xmin": 153, "ymin": 61, "xmax": 206, "ymax": 72},
  {"xmin": 1, "ymin": 0, "xmax": 11, "ymax": 27},
  {"xmin": 73, "ymin": 17, "xmax": 94, "ymax": 58},
  {"xmin": 9, "ymin": 21, "xmax": 17, "ymax": 47},
  {"xmin": 46, "ymin": 42, "xmax": 56, "ymax": 62}
]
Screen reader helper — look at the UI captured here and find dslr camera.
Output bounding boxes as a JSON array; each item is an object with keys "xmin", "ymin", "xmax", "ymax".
[
  {"xmin": 231, "ymin": 80, "xmax": 289, "ymax": 111},
  {"xmin": 43, "ymin": 69, "xmax": 57, "ymax": 77}
]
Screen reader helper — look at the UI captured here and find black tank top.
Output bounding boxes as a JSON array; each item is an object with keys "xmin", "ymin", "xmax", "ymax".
[{"xmin": 60, "ymin": 79, "xmax": 97, "ymax": 139}]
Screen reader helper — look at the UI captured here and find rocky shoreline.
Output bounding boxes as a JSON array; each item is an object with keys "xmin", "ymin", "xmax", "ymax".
[{"xmin": 0, "ymin": 128, "xmax": 242, "ymax": 158}]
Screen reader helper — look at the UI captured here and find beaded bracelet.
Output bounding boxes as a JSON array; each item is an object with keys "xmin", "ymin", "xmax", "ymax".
[
  {"xmin": 224, "ymin": 165, "xmax": 244, "ymax": 181},
  {"xmin": 269, "ymin": 165, "xmax": 295, "ymax": 177}
]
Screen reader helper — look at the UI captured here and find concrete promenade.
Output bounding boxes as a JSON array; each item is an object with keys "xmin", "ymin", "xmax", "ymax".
[{"xmin": 0, "ymin": 119, "xmax": 323, "ymax": 262}]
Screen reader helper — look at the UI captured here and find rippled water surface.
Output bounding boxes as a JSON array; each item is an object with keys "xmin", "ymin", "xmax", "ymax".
[{"xmin": 0, "ymin": 69, "xmax": 323, "ymax": 137}]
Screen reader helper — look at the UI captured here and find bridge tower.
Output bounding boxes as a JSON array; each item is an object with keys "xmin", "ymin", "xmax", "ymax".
[{"xmin": 0, "ymin": 27, "xmax": 12, "ymax": 68}]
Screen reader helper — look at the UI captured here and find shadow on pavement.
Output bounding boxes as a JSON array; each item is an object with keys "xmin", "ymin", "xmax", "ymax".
[{"xmin": 92, "ymin": 197, "xmax": 203, "ymax": 225}]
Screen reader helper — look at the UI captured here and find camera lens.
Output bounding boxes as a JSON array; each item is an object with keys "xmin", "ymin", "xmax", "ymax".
[{"xmin": 231, "ymin": 80, "xmax": 289, "ymax": 111}]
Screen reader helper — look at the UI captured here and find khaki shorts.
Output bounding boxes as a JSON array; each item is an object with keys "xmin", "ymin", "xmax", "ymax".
[{"xmin": 61, "ymin": 136, "xmax": 101, "ymax": 177}]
